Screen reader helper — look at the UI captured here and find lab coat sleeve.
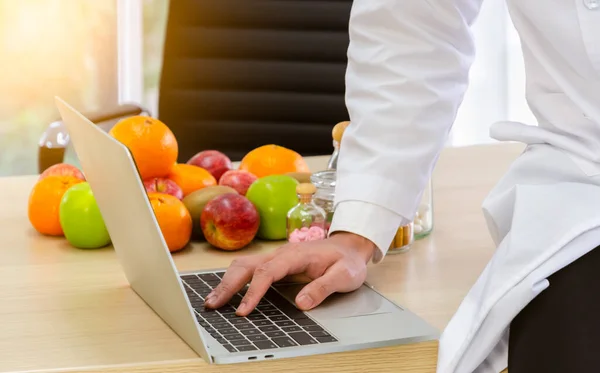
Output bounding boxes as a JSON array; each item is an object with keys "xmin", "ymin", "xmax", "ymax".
[
  {"xmin": 329, "ymin": 201, "xmax": 411, "ymax": 263},
  {"xmin": 329, "ymin": 0, "xmax": 484, "ymax": 260}
]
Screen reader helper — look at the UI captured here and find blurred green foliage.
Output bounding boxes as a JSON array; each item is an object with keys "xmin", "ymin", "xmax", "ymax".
[{"xmin": 143, "ymin": 0, "xmax": 168, "ymax": 114}]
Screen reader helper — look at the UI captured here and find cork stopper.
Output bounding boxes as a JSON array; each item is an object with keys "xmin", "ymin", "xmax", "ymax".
[
  {"xmin": 296, "ymin": 183, "xmax": 316, "ymax": 196},
  {"xmin": 332, "ymin": 121, "xmax": 350, "ymax": 144}
]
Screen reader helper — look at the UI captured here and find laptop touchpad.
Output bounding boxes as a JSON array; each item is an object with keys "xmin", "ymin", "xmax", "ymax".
[{"xmin": 272, "ymin": 283, "xmax": 398, "ymax": 319}]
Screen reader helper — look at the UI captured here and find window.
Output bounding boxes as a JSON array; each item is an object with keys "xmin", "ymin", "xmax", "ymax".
[
  {"xmin": 119, "ymin": 0, "xmax": 166, "ymax": 116},
  {"xmin": 0, "ymin": 0, "xmax": 118, "ymax": 176},
  {"xmin": 141, "ymin": 0, "xmax": 168, "ymax": 117},
  {"xmin": 451, "ymin": 0, "xmax": 535, "ymax": 146}
]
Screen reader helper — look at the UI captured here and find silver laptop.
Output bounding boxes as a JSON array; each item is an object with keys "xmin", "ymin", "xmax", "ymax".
[{"xmin": 54, "ymin": 96, "xmax": 438, "ymax": 364}]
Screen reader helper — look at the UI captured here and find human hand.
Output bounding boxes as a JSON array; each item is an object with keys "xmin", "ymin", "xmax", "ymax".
[{"xmin": 203, "ymin": 232, "xmax": 377, "ymax": 316}]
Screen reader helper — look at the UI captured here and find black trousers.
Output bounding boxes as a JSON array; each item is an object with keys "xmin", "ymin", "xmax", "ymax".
[{"xmin": 508, "ymin": 244, "xmax": 600, "ymax": 372}]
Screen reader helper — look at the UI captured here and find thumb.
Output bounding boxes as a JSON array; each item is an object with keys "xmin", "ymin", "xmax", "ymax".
[{"xmin": 295, "ymin": 262, "xmax": 355, "ymax": 311}]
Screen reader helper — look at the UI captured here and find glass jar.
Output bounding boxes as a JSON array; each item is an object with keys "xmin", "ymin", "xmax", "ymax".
[
  {"xmin": 310, "ymin": 170, "xmax": 414, "ymax": 254},
  {"xmin": 414, "ymin": 178, "xmax": 434, "ymax": 239},
  {"xmin": 286, "ymin": 183, "xmax": 328, "ymax": 242},
  {"xmin": 388, "ymin": 222, "xmax": 414, "ymax": 254},
  {"xmin": 310, "ymin": 170, "xmax": 336, "ymax": 233}
]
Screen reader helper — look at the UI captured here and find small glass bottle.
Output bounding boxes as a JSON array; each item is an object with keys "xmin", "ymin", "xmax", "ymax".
[
  {"xmin": 327, "ymin": 121, "xmax": 350, "ymax": 170},
  {"xmin": 414, "ymin": 178, "xmax": 434, "ymax": 239},
  {"xmin": 286, "ymin": 183, "xmax": 328, "ymax": 243},
  {"xmin": 38, "ymin": 120, "xmax": 79, "ymax": 172}
]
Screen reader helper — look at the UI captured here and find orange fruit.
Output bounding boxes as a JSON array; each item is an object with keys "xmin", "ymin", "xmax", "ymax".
[
  {"xmin": 148, "ymin": 193, "xmax": 192, "ymax": 252},
  {"xmin": 109, "ymin": 116, "xmax": 178, "ymax": 180},
  {"xmin": 239, "ymin": 144, "xmax": 310, "ymax": 178},
  {"xmin": 168, "ymin": 163, "xmax": 217, "ymax": 197},
  {"xmin": 28, "ymin": 175, "xmax": 85, "ymax": 236}
]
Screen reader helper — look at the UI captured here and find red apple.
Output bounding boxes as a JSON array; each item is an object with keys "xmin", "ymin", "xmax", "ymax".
[
  {"xmin": 187, "ymin": 150, "xmax": 232, "ymax": 181},
  {"xmin": 144, "ymin": 177, "xmax": 184, "ymax": 200},
  {"xmin": 39, "ymin": 163, "xmax": 85, "ymax": 181},
  {"xmin": 201, "ymin": 193, "xmax": 259, "ymax": 251},
  {"xmin": 218, "ymin": 170, "xmax": 258, "ymax": 196}
]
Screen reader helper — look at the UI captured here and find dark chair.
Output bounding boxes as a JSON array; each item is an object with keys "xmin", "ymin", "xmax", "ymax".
[{"xmin": 38, "ymin": 0, "xmax": 353, "ymax": 173}]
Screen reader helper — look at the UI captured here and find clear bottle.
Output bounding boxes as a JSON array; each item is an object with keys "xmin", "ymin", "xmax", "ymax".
[
  {"xmin": 327, "ymin": 121, "xmax": 350, "ymax": 170},
  {"xmin": 311, "ymin": 169, "xmax": 414, "ymax": 254},
  {"xmin": 310, "ymin": 170, "xmax": 336, "ymax": 232},
  {"xmin": 38, "ymin": 120, "xmax": 80, "ymax": 172},
  {"xmin": 414, "ymin": 179, "xmax": 434, "ymax": 239},
  {"xmin": 286, "ymin": 183, "xmax": 328, "ymax": 243}
]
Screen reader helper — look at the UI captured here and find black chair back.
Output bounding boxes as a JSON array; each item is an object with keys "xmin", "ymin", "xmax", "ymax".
[{"xmin": 158, "ymin": 0, "xmax": 353, "ymax": 162}]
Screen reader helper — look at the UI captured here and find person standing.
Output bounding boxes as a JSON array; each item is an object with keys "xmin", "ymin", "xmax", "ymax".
[{"xmin": 205, "ymin": 1, "xmax": 600, "ymax": 372}]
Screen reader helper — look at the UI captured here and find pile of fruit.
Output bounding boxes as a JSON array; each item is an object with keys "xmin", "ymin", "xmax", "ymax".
[{"xmin": 27, "ymin": 115, "xmax": 312, "ymax": 253}]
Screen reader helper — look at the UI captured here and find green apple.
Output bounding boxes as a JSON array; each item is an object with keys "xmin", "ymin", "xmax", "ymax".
[
  {"xmin": 246, "ymin": 175, "xmax": 299, "ymax": 240},
  {"xmin": 59, "ymin": 182, "xmax": 111, "ymax": 249}
]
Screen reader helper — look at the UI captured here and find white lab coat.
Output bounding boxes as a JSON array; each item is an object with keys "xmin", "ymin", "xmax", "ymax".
[
  {"xmin": 437, "ymin": 133, "xmax": 600, "ymax": 373},
  {"xmin": 328, "ymin": 1, "xmax": 600, "ymax": 372}
]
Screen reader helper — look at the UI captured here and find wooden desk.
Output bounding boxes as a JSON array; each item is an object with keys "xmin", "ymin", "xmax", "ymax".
[{"xmin": 0, "ymin": 143, "xmax": 524, "ymax": 373}]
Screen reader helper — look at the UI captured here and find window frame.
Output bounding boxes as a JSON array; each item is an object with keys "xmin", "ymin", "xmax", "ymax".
[{"xmin": 117, "ymin": 0, "xmax": 144, "ymax": 106}]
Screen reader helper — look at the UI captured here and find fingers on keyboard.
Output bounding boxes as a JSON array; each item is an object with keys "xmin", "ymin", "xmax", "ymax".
[{"xmin": 184, "ymin": 275, "xmax": 338, "ymax": 353}]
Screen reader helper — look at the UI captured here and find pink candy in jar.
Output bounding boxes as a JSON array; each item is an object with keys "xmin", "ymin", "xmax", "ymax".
[
  {"xmin": 286, "ymin": 183, "xmax": 328, "ymax": 243},
  {"xmin": 288, "ymin": 225, "xmax": 326, "ymax": 243}
]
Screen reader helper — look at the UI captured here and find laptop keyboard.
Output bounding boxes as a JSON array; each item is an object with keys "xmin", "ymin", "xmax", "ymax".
[{"xmin": 181, "ymin": 272, "xmax": 338, "ymax": 353}]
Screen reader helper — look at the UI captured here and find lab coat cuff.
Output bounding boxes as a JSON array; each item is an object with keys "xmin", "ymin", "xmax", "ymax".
[
  {"xmin": 328, "ymin": 200, "xmax": 408, "ymax": 264},
  {"xmin": 334, "ymin": 171, "xmax": 422, "ymax": 222}
]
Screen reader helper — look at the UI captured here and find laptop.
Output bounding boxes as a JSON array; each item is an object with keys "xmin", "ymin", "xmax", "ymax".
[{"xmin": 54, "ymin": 96, "xmax": 439, "ymax": 364}]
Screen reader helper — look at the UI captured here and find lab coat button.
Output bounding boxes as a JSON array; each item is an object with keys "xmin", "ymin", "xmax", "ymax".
[{"xmin": 584, "ymin": 0, "xmax": 600, "ymax": 10}]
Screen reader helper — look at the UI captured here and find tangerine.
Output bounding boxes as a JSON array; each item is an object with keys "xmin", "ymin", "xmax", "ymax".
[
  {"xmin": 239, "ymin": 145, "xmax": 310, "ymax": 178},
  {"xmin": 148, "ymin": 192, "xmax": 192, "ymax": 252},
  {"xmin": 168, "ymin": 163, "xmax": 217, "ymax": 197},
  {"xmin": 28, "ymin": 175, "xmax": 85, "ymax": 236},
  {"xmin": 109, "ymin": 116, "xmax": 178, "ymax": 180}
]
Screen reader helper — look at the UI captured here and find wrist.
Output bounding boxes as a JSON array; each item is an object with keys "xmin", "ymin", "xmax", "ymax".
[{"xmin": 329, "ymin": 231, "xmax": 377, "ymax": 263}]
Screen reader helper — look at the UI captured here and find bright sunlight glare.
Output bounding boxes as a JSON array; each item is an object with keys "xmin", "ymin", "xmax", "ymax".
[
  {"xmin": 0, "ymin": 0, "xmax": 114, "ymax": 108},
  {"xmin": 0, "ymin": 0, "xmax": 116, "ymax": 176}
]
